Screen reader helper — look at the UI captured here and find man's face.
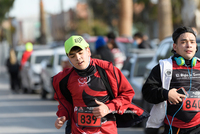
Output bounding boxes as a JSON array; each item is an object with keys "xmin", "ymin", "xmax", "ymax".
[
  {"xmin": 173, "ymin": 32, "xmax": 197, "ymax": 60},
  {"xmin": 68, "ymin": 47, "xmax": 91, "ymax": 70},
  {"xmin": 134, "ymin": 37, "xmax": 143, "ymax": 45}
]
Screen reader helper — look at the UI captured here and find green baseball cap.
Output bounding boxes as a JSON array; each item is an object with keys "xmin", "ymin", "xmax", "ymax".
[{"xmin": 64, "ymin": 35, "xmax": 89, "ymax": 54}]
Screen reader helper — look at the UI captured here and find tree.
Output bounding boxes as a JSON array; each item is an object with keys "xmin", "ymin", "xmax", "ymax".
[
  {"xmin": 0, "ymin": 0, "xmax": 14, "ymax": 42},
  {"xmin": 132, "ymin": 0, "xmax": 158, "ymax": 39},
  {"xmin": 81, "ymin": 0, "xmax": 134, "ymax": 36},
  {"xmin": 181, "ymin": 0, "xmax": 200, "ymax": 32},
  {"xmin": 119, "ymin": 0, "xmax": 133, "ymax": 36},
  {"xmin": 83, "ymin": 0, "xmax": 186, "ymax": 40},
  {"xmin": 0, "ymin": 0, "xmax": 14, "ymax": 23},
  {"xmin": 38, "ymin": 0, "xmax": 46, "ymax": 44},
  {"xmin": 171, "ymin": 0, "xmax": 183, "ymax": 28},
  {"xmin": 84, "ymin": 0, "xmax": 120, "ymax": 34},
  {"xmin": 158, "ymin": 0, "xmax": 173, "ymax": 41}
]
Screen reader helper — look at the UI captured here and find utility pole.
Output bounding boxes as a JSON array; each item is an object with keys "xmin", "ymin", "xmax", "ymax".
[
  {"xmin": 39, "ymin": 0, "xmax": 47, "ymax": 44},
  {"xmin": 60, "ymin": 0, "xmax": 66, "ymax": 40}
]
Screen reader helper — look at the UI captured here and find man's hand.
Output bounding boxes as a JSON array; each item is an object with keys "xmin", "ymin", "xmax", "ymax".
[
  {"xmin": 92, "ymin": 100, "xmax": 110, "ymax": 118},
  {"xmin": 168, "ymin": 88, "xmax": 186, "ymax": 104},
  {"xmin": 55, "ymin": 116, "xmax": 66, "ymax": 129}
]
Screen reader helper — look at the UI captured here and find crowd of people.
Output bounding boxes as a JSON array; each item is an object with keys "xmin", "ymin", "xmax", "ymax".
[
  {"xmin": 93, "ymin": 31, "xmax": 152, "ymax": 70},
  {"xmin": 5, "ymin": 26, "xmax": 200, "ymax": 134},
  {"xmin": 53, "ymin": 35, "xmax": 149, "ymax": 134},
  {"xmin": 6, "ymin": 31, "xmax": 152, "ymax": 92},
  {"xmin": 6, "ymin": 31, "xmax": 152, "ymax": 91},
  {"xmin": 53, "ymin": 26, "xmax": 200, "ymax": 134}
]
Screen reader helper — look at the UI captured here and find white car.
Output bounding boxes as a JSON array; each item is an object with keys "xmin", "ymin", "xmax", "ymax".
[
  {"xmin": 121, "ymin": 49, "xmax": 155, "ymax": 127},
  {"xmin": 15, "ymin": 45, "xmax": 50, "ymax": 62},
  {"xmin": 40, "ymin": 47, "xmax": 68, "ymax": 99},
  {"xmin": 121, "ymin": 50, "xmax": 155, "ymax": 103},
  {"xmin": 20, "ymin": 48, "xmax": 54, "ymax": 93}
]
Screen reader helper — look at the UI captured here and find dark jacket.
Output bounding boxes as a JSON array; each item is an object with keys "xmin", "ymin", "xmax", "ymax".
[
  {"xmin": 95, "ymin": 36, "xmax": 115, "ymax": 64},
  {"xmin": 138, "ymin": 41, "xmax": 152, "ymax": 49},
  {"xmin": 96, "ymin": 45, "xmax": 115, "ymax": 64},
  {"xmin": 142, "ymin": 55, "xmax": 200, "ymax": 128},
  {"xmin": 6, "ymin": 58, "xmax": 20, "ymax": 74}
]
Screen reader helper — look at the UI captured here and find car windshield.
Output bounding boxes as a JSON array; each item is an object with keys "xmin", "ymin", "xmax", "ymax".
[
  {"xmin": 195, "ymin": 41, "xmax": 200, "ymax": 57},
  {"xmin": 58, "ymin": 54, "xmax": 67, "ymax": 65},
  {"xmin": 156, "ymin": 40, "xmax": 173, "ymax": 62},
  {"xmin": 119, "ymin": 42, "xmax": 133, "ymax": 53},
  {"xmin": 122, "ymin": 56, "xmax": 153, "ymax": 77},
  {"xmin": 35, "ymin": 56, "xmax": 51, "ymax": 64},
  {"xmin": 134, "ymin": 57, "xmax": 153, "ymax": 77},
  {"xmin": 122, "ymin": 56, "xmax": 132, "ymax": 77},
  {"xmin": 16, "ymin": 50, "xmax": 25, "ymax": 61}
]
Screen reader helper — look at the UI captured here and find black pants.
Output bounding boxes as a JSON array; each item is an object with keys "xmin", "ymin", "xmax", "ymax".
[
  {"xmin": 162, "ymin": 124, "xmax": 200, "ymax": 134},
  {"xmin": 9, "ymin": 72, "xmax": 20, "ymax": 90}
]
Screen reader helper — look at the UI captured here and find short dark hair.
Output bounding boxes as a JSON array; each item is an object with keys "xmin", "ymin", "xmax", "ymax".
[
  {"xmin": 171, "ymin": 26, "xmax": 198, "ymax": 53},
  {"xmin": 172, "ymin": 26, "xmax": 196, "ymax": 43},
  {"xmin": 133, "ymin": 32, "xmax": 143, "ymax": 39},
  {"xmin": 68, "ymin": 46, "xmax": 83, "ymax": 55},
  {"xmin": 107, "ymin": 32, "xmax": 116, "ymax": 40}
]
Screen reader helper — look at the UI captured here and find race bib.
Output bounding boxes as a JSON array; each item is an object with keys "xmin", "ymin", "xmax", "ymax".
[
  {"xmin": 183, "ymin": 91, "xmax": 200, "ymax": 111},
  {"xmin": 77, "ymin": 107, "xmax": 101, "ymax": 127}
]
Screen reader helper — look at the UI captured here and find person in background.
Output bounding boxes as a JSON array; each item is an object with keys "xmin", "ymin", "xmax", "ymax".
[
  {"xmin": 142, "ymin": 26, "xmax": 200, "ymax": 134},
  {"xmin": 6, "ymin": 48, "xmax": 20, "ymax": 92},
  {"xmin": 107, "ymin": 32, "xmax": 126, "ymax": 70},
  {"xmin": 95, "ymin": 36, "xmax": 115, "ymax": 64},
  {"xmin": 107, "ymin": 32, "xmax": 127, "ymax": 54},
  {"xmin": 20, "ymin": 42, "xmax": 33, "ymax": 69},
  {"xmin": 133, "ymin": 32, "xmax": 151, "ymax": 49}
]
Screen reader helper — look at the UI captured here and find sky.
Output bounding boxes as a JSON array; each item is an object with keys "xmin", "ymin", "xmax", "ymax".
[{"xmin": 9, "ymin": 0, "xmax": 78, "ymax": 19}]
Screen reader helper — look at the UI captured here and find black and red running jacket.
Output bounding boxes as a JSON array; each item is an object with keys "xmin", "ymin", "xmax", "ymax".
[
  {"xmin": 52, "ymin": 58, "xmax": 145, "ymax": 134},
  {"xmin": 142, "ymin": 56, "xmax": 200, "ymax": 129}
]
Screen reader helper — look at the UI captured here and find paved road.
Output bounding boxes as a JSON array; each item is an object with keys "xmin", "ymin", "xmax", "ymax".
[{"xmin": 0, "ymin": 69, "xmax": 145, "ymax": 134}]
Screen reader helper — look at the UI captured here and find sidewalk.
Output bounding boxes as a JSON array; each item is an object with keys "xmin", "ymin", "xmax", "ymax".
[
  {"xmin": 0, "ymin": 66, "xmax": 8, "ymax": 82},
  {"xmin": 0, "ymin": 66, "xmax": 10, "ymax": 97}
]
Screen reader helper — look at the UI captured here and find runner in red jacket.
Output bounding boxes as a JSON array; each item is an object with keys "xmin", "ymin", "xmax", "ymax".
[
  {"xmin": 20, "ymin": 42, "xmax": 33, "ymax": 69},
  {"xmin": 52, "ymin": 35, "xmax": 142, "ymax": 134}
]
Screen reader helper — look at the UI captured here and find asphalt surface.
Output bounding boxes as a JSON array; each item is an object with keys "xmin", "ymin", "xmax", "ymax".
[{"xmin": 0, "ymin": 67, "xmax": 145, "ymax": 134}]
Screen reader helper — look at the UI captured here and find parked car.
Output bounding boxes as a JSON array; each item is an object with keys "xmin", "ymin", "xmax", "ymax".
[
  {"xmin": 120, "ymin": 49, "xmax": 155, "ymax": 127},
  {"xmin": 40, "ymin": 47, "xmax": 67, "ymax": 99},
  {"xmin": 15, "ymin": 46, "xmax": 25, "ymax": 62},
  {"xmin": 20, "ymin": 48, "xmax": 54, "ymax": 93},
  {"xmin": 15, "ymin": 44, "xmax": 51, "ymax": 62},
  {"xmin": 121, "ymin": 49, "xmax": 155, "ymax": 105}
]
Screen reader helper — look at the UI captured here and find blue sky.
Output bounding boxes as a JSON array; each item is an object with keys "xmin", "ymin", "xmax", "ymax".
[{"xmin": 9, "ymin": 0, "xmax": 78, "ymax": 18}]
